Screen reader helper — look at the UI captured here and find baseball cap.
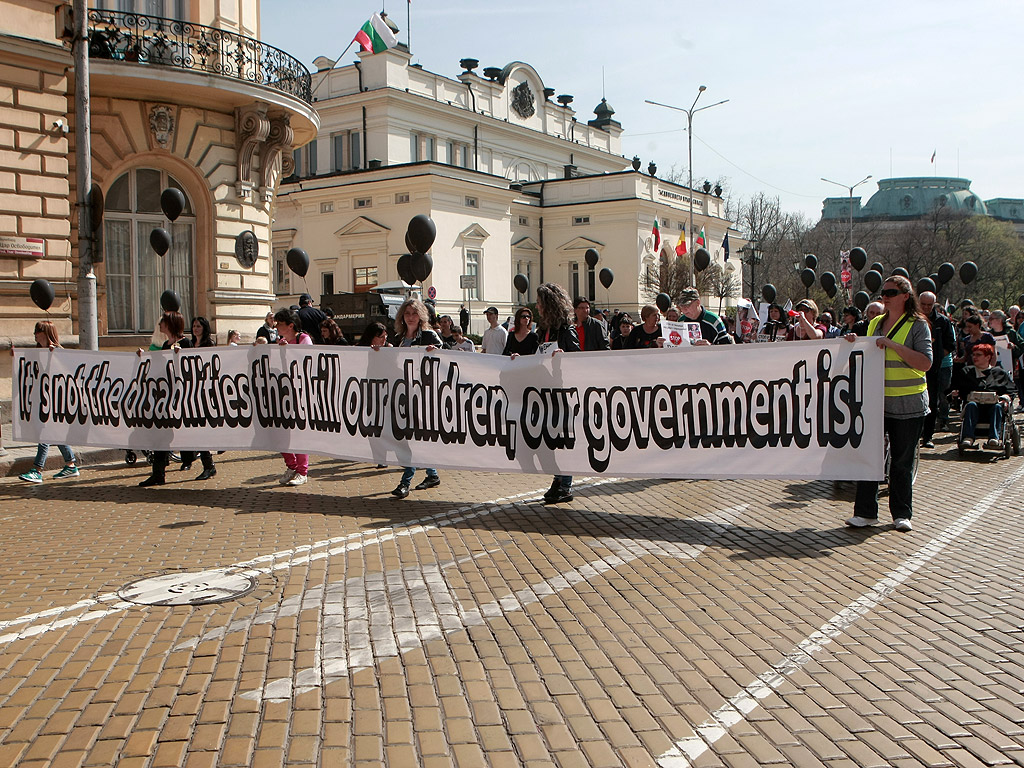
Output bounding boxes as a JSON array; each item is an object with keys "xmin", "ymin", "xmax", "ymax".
[
  {"xmin": 679, "ymin": 288, "xmax": 700, "ymax": 304},
  {"xmin": 484, "ymin": 306, "xmax": 499, "ymax": 314},
  {"xmin": 795, "ymin": 299, "xmax": 818, "ymax": 314},
  {"xmin": 299, "ymin": 293, "xmax": 313, "ymax": 304}
]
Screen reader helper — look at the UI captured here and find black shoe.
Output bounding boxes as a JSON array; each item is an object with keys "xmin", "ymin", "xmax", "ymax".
[
  {"xmin": 542, "ymin": 479, "xmax": 561, "ymax": 501},
  {"xmin": 547, "ymin": 488, "xmax": 574, "ymax": 504},
  {"xmin": 921, "ymin": 440, "xmax": 934, "ymax": 449},
  {"xmin": 180, "ymin": 462, "xmax": 193, "ymax": 472},
  {"xmin": 415, "ymin": 476, "xmax": 441, "ymax": 490},
  {"xmin": 139, "ymin": 475, "xmax": 165, "ymax": 487},
  {"xmin": 196, "ymin": 467, "xmax": 217, "ymax": 481},
  {"xmin": 391, "ymin": 483, "xmax": 410, "ymax": 498}
]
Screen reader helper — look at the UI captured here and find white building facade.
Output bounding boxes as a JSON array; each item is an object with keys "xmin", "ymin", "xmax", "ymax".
[{"xmin": 273, "ymin": 46, "xmax": 736, "ymax": 334}]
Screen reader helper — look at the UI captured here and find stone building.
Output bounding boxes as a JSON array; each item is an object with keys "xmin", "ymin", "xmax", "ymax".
[
  {"xmin": 0, "ymin": 0, "xmax": 317, "ymax": 342},
  {"xmin": 273, "ymin": 47, "xmax": 737, "ymax": 333}
]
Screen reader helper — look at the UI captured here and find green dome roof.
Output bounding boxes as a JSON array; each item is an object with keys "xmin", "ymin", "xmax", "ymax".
[{"xmin": 823, "ymin": 177, "xmax": 989, "ymax": 220}]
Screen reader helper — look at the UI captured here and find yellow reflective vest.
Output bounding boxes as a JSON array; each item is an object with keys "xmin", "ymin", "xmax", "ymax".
[{"xmin": 868, "ymin": 313, "xmax": 928, "ymax": 398}]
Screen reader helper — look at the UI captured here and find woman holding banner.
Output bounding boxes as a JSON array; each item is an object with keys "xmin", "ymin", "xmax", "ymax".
[
  {"xmin": 502, "ymin": 307, "xmax": 539, "ymax": 356},
  {"xmin": 390, "ymin": 299, "xmax": 442, "ymax": 498},
  {"xmin": 532, "ymin": 283, "xmax": 581, "ymax": 504},
  {"xmin": 846, "ymin": 275, "xmax": 932, "ymax": 533},
  {"xmin": 275, "ymin": 308, "xmax": 313, "ymax": 487},
  {"xmin": 138, "ymin": 311, "xmax": 192, "ymax": 487}
]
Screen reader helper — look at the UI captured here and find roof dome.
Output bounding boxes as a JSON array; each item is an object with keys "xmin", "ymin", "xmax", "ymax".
[
  {"xmin": 859, "ymin": 177, "xmax": 988, "ymax": 219},
  {"xmin": 588, "ymin": 98, "xmax": 620, "ymax": 131}
]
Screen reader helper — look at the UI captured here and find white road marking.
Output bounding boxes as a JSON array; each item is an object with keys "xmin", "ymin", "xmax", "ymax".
[
  {"xmin": 0, "ymin": 478, "xmax": 614, "ymax": 646},
  {"xmin": 656, "ymin": 462, "xmax": 1024, "ymax": 767},
  {"xmin": 174, "ymin": 504, "xmax": 749, "ymax": 702}
]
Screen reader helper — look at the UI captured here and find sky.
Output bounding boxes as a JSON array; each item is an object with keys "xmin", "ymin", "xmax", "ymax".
[{"xmin": 260, "ymin": 0, "xmax": 1024, "ymax": 226}]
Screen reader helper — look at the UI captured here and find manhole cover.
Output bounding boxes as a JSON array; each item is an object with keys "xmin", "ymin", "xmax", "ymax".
[{"xmin": 118, "ymin": 569, "xmax": 257, "ymax": 606}]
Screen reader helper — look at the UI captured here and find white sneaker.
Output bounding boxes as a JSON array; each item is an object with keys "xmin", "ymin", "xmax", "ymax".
[
  {"xmin": 960, "ymin": 438, "xmax": 975, "ymax": 448},
  {"xmin": 279, "ymin": 469, "xmax": 296, "ymax": 485},
  {"xmin": 846, "ymin": 515, "xmax": 879, "ymax": 528},
  {"xmin": 985, "ymin": 438, "xmax": 1001, "ymax": 449},
  {"xmin": 286, "ymin": 473, "xmax": 307, "ymax": 486},
  {"xmin": 894, "ymin": 518, "xmax": 913, "ymax": 532}
]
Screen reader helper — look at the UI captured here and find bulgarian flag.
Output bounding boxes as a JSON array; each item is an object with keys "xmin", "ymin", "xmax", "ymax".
[
  {"xmin": 353, "ymin": 13, "xmax": 398, "ymax": 54},
  {"xmin": 652, "ymin": 219, "xmax": 661, "ymax": 251},
  {"xmin": 696, "ymin": 226, "xmax": 706, "ymax": 249},
  {"xmin": 675, "ymin": 225, "xmax": 686, "ymax": 256}
]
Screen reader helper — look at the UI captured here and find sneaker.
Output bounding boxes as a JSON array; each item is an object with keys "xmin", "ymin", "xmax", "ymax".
[
  {"xmin": 414, "ymin": 475, "xmax": 441, "ymax": 490},
  {"xmin": 286, "ymin": 473, "xmax": 307, "ymax": 486},
  {"xmin": 53, "ymin": 465, "xmax": 79, "ymax": 479},
  {"xmin": 921, "ymin": 440, "xmax": 935, "ymax": 449},
  {"xmin": 846, "ymin": 515, "xmax": 879, "ymax": 528},
  {"xmin": 986, "ymin": 438, "xmax": 1001, "ymax": 449},
  {"xmin": 391, "ymin": 483, "xmax": 410, "ymax": 498},
  {"xmin": 960, "ymin": 438, "xmax": 975, "ymax": 448},
  {"xmin": 894, "ymin": 518, "xmax": 913, "ymax": 532},
  {"xmin": 19, "ymin": 468, "xmax": 43, "ymax": 484},
  {"xmin": 279, "ymin": 469, "xmax": 297, "ymax": 485}
]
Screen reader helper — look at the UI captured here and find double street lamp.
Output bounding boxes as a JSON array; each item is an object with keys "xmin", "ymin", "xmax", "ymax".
[
  {"xmin": 821, "ymin": 174, "xmax": 873, "ymax": 256},
  {"xmin": 646, "ymin": 87, "xmax": 729, "ymax": 287}
]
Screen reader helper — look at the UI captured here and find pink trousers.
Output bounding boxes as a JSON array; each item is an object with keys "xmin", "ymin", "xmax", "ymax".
[{"xmin": 282, "ymin": 453, "xmax": 308, "ymax": 476}]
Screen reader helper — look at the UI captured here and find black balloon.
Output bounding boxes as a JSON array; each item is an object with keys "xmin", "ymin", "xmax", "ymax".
[
  {"xmin": 761, "ymin": 284, "xmax": 776, "ymax": 304},
  {"xmin": 405, "ymin": 231, "xmax": 415, "ymax": 253},
  {"xmin": 849, "ymin": 247, "xmax": 867, "ymax": 271},
  {"xmin": 916, "ymin": 277, "xmax": 936, "ymax": 295},
  {"xmin": 820, "ymin": 271, "xmax": 837, "ymax": 298},
  {"xmin": 891, "ymin": 267, "xmax": 910, "ymax": 279},
  {"xmin": 867, "ymin": 262, "xmax": 882, "ymax": 275},
  {"xmin": 160, "ymin": 187, "xmax": 186, "ymax": 222},
  {"xmin": 937, "ymin": 262, "xmax": 955, "ymax": 284},
  {"xmin": 150, "ymin": 227, "xmax": 171, "ymax": 256},
  {"xmin": 980, "ymin": 299, "xmax": 990, "ymax": 310},
  {"xmin": 800, "ymin": 267, "xmax": 815, "ymax": 288},
  {"xmin": 286, "ymin": 247, "xmax": 309, "ymax": 278},
  {"xmin": 864, "ymin": 270, "xmax": 883, "ymax": 293},
  {"xmin": 929, "ymin": 272, "xmax": 940, "ymax": 285},
  {"xmin": 804, "ymin": 253, "xmax": 818, "ymax": 270},
  {"xmin": 584, "ymin": 248, "xmax": 599, "ymax": 268},
  {"xmin": 513, "ymin": 273, "xmax": 529, "ymax": 294},
  {"xmin": 396, "ymin": 253, "xmax": 416, "ymax": 285},
  {"xmin": 655, "ymin": 292, "xmax": 672, "ymax": 312},
  {"xmin": 407, "ymin": 214, "xmax": 436, "ymax": 253},
  {"xmin": 1018, "ymin": 293, "xmax": 1024, "ymax": 308},
  {"xmin": 599, "ymin": 267, "xmax": 614, "ymax": 289},
  {"xmin": 29, "ymin": 278, "xmax": 54, "ymax": 311},
  {"xmin": 694, "ymin": 247, "xmax": 711, "ymax": 272},
  {"xmin": 959, "ymin": 261, "xmax": 978, "ymax": 284},
  {"xmin": 411, "ymin": 251, "xmax": 433, "ymax": 282},
  {"xmin": 160, "ymin": 289, "xmax": 181, "ymax": 312},
  {"xmin": 853, "ymin": 290, "xmax": 870, "ymax": 311}
]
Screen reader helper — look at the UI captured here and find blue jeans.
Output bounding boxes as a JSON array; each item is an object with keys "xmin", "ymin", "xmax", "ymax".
[
  {"xmin": 34, "ymin": 443, "xmax": 75, "ymax": 469},
  {"xmin": 961, "ymin": 401, "xmax": 1001, "ymax": 439},
  {"xmin": 855, "ymin": 415, "xmax": 923, "ymax": 521},
  {"xmin": 554, "ymin": 475, "xmax": 572, "ymax": 490},
  {"xmin": 400, "ymin": 467, "xmax": 438, "ymax": 486}
]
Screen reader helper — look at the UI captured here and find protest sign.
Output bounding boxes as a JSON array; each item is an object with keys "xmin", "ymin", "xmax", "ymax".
[
  {"xmin": 661, "ymin": 320, "xmax": 702, "ymax": 347},
  {"xmin": 13, "ymin": 340, "xmax": 885, "ymax": 480}
]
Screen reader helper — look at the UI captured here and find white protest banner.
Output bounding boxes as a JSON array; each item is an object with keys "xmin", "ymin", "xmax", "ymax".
[
  {"xmin": 995, "ymin": 336, "xmax": 1014, "ymax": 374},
  {"xmin": 13, "ymin": 340, "xmax": 885, "ymax": 480},
  {"xmin": 661, "ymin": 320, "xmax": 702, "ymax": 348}
]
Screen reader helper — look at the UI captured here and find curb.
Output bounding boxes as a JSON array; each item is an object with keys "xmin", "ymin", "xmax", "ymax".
[{"xmin": 0, "ymin": 446, "xmax": 130, "ymax": 478}]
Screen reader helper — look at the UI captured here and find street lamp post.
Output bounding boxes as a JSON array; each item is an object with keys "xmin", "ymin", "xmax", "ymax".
[
  {"xmin": 646, "ymin": 87, "xmax": 729, "ymax": 287},
  {"xmin": 821, "ymin": 174, "xmax": 872, "ymax": 260}
]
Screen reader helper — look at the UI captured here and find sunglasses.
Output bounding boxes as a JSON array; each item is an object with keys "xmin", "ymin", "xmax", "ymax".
[{"xmin": 879, "ymin": 288, "xmax": 906, "ymax": 298}]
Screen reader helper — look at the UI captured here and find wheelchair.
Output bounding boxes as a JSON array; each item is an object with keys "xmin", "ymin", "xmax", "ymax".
[{"xmin": 956, "ymin": 391, "xmax": 1021, "ymax": 458}]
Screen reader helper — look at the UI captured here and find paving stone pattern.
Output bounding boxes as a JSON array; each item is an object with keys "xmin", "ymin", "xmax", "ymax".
[{"xmin": 0, "ymin": 439, "xmax": 1022, "ymax": 767}]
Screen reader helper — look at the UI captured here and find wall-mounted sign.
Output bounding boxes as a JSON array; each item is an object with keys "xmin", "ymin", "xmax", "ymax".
[{"xmin": 0, "ymin": 236, "xmax": 45, "ymax": 258}]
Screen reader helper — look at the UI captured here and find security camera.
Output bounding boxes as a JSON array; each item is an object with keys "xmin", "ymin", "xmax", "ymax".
[{"xmin": 53, "ymin": 119, "xmax": 69, "ymax": 134}]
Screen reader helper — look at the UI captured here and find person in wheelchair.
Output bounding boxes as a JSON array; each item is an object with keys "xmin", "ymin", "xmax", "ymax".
[{"xmin": 952, "ymin": 343, "xmax": 1013, "ymax": 448}]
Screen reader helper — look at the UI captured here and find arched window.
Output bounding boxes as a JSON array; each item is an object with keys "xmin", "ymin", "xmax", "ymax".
[{"xmin": 104, "ymin": 168, "xmax": 195, "ymax": 332}]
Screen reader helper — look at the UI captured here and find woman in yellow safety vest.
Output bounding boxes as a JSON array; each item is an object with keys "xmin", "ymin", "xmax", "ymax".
[{"xmin": 846, "ymin": 274, "xmax": 932, "ymax": 533}]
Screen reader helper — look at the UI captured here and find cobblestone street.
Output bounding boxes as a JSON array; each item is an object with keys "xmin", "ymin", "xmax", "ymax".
[{"xmin": 1, "ymin": 438, "xmax": 1022, "ymax": 767}]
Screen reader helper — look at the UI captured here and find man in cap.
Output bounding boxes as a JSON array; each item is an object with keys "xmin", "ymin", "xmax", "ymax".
[
  {"xmin": 678, "ymin": 287, "xmax": 733, "ymax": 345},
  {"xmin": 790, "ymin": 298, "xmax": 825, "ymax": 340},
  {"xmin": 297, "ymin": 293, "xmax": 326, "ymax": 344},
  {"xmin": 573, "ymin": 296, "xmax": 610, "ymax": 351},
  {"xmin": 481, "ymin": 306, "xmax": 508, "ymax": 354}
]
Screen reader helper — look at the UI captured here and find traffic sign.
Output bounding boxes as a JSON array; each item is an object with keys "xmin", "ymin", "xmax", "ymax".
[
  {"xmin": 460, "ymin": 274, "xmax": 477, "ymax": 289},
  {"xmin": 427, "ymin": 286, "xmax": 436, "ymax": 300}
]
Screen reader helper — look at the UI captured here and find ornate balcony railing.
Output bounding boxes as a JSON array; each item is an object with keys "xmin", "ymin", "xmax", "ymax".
[{"xmin": 85, "ymin": 9, "xmax": 312, "ymax": 104}]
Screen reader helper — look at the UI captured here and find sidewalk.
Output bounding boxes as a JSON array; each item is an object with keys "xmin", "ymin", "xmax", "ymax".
[{"xmin": 0, "ymin": 418, "xmax": 124, "ymax": 477}]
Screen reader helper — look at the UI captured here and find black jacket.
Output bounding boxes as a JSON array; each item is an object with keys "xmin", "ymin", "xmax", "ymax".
[
  {"xmin": 574, "ymin": 317, "xmax": 610, "ymax": 351},
  {"xmin": 536, "ymin": 323, "xmax": 580, "ymax": 353},
  {"xmin": 298, "ymin": 305, "xmax": 326, "ymax": 344},
  {"xmin": 927, "ymin": 309, "xmax": 956, "ymax": 370}
]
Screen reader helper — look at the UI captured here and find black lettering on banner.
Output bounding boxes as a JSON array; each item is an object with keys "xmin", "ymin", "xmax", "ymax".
[{"xmin": 17, "ymin": 358, "xmax": 37, "ymax": 421}]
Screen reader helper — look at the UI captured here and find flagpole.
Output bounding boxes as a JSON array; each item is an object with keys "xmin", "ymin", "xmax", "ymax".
[
  {"xmin": 407, "ymin": 1, "xmax": 411, "ymax": 51},
  {"xmin": 311, "ymin": 40, "xmax": 357, "ymax": 99}
]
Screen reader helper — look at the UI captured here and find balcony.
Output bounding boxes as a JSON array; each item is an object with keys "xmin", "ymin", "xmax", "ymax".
[{"xmin": 81, "ymin": 9, "xmax": 317, "ymax": 143}]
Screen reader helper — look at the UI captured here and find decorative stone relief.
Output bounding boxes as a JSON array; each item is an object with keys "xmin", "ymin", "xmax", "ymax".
[
  {"xmin": 511, "ymin": 81, "xmax": 535, "ymax": 119},
  {"xmin": 235, "ymin": 103, "xmax": 270, "ymax": 202},
  {"xmin": 259, "ymin": 114, "xmax": 293, "ymax": 202},
  {"xmin": 148, "ymin": 104, "xmax": 176, "ymax": 150}
]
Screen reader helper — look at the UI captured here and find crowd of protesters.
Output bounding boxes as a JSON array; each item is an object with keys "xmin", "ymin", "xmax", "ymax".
[{"xmin": 22, "ymin": 280, "xmax": 1024, "ymax": 533}]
